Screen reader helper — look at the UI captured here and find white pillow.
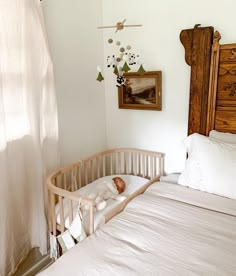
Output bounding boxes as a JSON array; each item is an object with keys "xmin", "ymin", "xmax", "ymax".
[
  {"xmin": 178, "ymin": 134, "xmax": 203, "ymax": 189},
  {"xmin": 178, "ymin": 133, "xmax": 236, "ymax": 199},
  {"xmin": 209, "ymin": 130, "xmax": 236, "ymax": 144}
]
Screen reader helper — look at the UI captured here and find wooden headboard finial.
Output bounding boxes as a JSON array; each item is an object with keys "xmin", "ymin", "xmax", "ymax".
[
  {"xmin": 212, "ymin": 31, "xmax": 221, "ymax": 51},
  {"xmin": 194, "ymin": 24, "xmax": 201, "ymax": 28},
  {"xmin": 214, "ymin": 31, "xmax": 221, "ymax": 42},
  {"xmin": 180, "ymin": 25, "xmax": 214, "ymax": 135}
]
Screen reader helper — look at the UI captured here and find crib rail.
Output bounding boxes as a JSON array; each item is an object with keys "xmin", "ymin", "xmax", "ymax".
[{"xmin": 47, "ymin": 148, "xmax": 164, "ymax": 237}]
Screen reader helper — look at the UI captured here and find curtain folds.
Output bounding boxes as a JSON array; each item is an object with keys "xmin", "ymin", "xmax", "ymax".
[{"xmin": 0, "ymin": 1, "xmax": 59, "ymax": 275}]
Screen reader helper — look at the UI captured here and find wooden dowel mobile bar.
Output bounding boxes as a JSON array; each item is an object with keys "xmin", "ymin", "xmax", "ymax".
[{"xmin": 97, "ymin": 19, "xmax": 142, "ymax": 33}]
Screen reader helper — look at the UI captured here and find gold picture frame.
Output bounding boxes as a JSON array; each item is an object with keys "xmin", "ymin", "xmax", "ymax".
[{"xmin": 118, "ymin": 71, "xmax": 162, "ymax": 110}]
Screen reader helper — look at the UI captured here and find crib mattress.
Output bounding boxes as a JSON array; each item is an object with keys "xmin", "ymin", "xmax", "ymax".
[{"xmin": 55, "ymin": 175, "xmax": 148, "ymax": 233}]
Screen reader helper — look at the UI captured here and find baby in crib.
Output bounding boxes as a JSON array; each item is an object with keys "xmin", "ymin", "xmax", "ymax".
[{"xmin": 87, "ymin": 177, "xmax": 126, "ymax": 212}]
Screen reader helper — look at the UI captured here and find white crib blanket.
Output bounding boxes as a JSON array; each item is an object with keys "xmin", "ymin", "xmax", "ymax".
[{"xmin": 55, "ymin": 175, "xmax": 148, "ymax": 234}]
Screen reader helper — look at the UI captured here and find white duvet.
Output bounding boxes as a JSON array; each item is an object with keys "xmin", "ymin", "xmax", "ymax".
[{"xmin": 40, "ymin": 182, "xmax": 236, "ymax": 276}]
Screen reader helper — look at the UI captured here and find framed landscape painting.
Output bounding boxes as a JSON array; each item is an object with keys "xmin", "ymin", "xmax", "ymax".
[{"xmin": 118, "ymin": 71, "xmax": 162, "ymax": 110}]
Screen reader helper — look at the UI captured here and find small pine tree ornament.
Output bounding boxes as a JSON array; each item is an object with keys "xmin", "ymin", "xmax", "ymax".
[
  {"xmin": 96, "ymin": 66, "xmax": 104, "ymax": 82},
  {"xmin": 96, "ymin": 72, "xmax": 104, "ymax": 82},
  {"xmin": 137, "ymin": 64, "xmax": 146, "ymax": 74},
  {"xmin": 113, "ymin": 65, "xmax": 119, "ymax": 76},
  {"xmin": 122, "ymin": 62, "xmax": 131, "ymax": 73}
]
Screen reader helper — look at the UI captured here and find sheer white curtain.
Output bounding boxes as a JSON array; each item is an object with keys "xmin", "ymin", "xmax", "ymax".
[{"xmin": 0, "ymin": 0, "xmax": 59, "ymax": 275}]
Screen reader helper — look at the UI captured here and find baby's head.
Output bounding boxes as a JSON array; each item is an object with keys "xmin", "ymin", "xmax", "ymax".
[{"xmin": 112, "ymin": 177, "xmax": 126, "ymax": 194}]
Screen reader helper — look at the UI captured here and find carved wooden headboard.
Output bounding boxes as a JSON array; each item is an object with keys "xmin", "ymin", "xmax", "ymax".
[{"xmin": 180, "ymin": 25, "xmax": 236, "ymax": 135}]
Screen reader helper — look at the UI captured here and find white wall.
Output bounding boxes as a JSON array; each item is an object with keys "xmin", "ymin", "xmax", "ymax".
[
  {"xmin": 43, "ymin": 0, "xmax": 236, "ymax": 173},
  {"xmin": 43, "ymin": 0, "xmax": 107, "ymax": 165},
  {"xmin": 102, "ymin": 0, "xmax": 236, "ymax": 173}
]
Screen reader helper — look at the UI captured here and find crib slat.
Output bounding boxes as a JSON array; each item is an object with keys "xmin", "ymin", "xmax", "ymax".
[
  {"xmin": 70, "ymin": 170, "xmax": 74, "ymax": 192},
  {"xmin": 103, "ymin": 155, "xmax": 106, "ymax": 176},
  {"xmin": 48, "ymin": 192, "xmax": 52, "ymax": 233},
  {"xmin": 133, "ymin": 152, "xmax": 137, "ymax": 176},
  {"xmin": 59, "ymin": 196, "xmax": 65, "ymax": 233},
  {"xmin": 125, "ymin": 153, "xmax": 129, "ymax": 174},
  {"xmin": 160, "ymin": 155, "xmax": 164, "ymax": 176},
  {"xmin": 150, "ymin": 156, "xmax": 154, "ymax": 179},
  {"xmin": 84, "ymin": 163, "xmax": 88, "ymax": 185},
  {"xmin": 118, "ymin": 152, "xmax": 121, "ymax": 174},
  {"xmin": 77, "ymin": 165, "xmax": 82, "ymax": 189},
  {"xmin": 90, "ymin": 159, "xmax": 94, "ymax": 181},
  {"xmin": 63, "ymin": 173, "xmax": 66, "ymax": 190},
  {"xmin": 110, "ymin": 153, "xmax": 113, "ymax": 175},
  {"xmin": 73, "ymin": 175, "xmax": 77, "ymax": 191},
  {"xmin": 96, "ymin": 157, "xmax": 100, "ymax": 179},
  {"xmin": 142, "ymin": 154, "xmax": 145, "ymax": 177},
  {"xmin": 68, "ymin": 199, "xmax": 73, "ymax": 225},
  {"xmin": 51, "ymin": 192, "xmax": 57, "ymax": 236},
  {"xmin": 137, "ymin": 153, "xmax": 141, "ymax": 176},
  {"xmin": 139, "ymin": 154, "xmax": 141, "ymax": 176},
  {"xmin": 89, "ymin": 206, "xmax": 94, "ymax": 235},
  {"xmin": 138, "ymin": 153, "xmax": 141, "ymax": 176}
]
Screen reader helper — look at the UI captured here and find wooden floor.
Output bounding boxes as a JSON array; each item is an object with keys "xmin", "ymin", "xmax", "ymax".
[{"xmin": 12, "ymin": 248, "xmax": 53, "ymax": 276}]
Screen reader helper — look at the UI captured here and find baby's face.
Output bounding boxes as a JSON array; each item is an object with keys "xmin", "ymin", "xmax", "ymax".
[{"xmin": 112, "ymin": 177, "xmax": 126, "ymax": 194}]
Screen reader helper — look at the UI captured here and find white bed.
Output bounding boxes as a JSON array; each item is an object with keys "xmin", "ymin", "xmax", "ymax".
[
  {"xmin": 39, "ymin": 180, "xmax": 236, "ymax": 275},
  {"xmin": 41, "ymin": 131, "xmax": 236, "ymax": 275}
]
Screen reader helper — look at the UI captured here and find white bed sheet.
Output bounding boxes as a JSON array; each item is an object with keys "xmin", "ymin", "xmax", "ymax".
[{"xmin": 41, "ymin": 182, "xmax": 236, "ymax": 276}]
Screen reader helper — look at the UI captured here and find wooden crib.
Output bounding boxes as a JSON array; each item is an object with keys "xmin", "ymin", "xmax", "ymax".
[{"xmin": 47, "ymin": 148, "xmax": 164, "ymax": 238}]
